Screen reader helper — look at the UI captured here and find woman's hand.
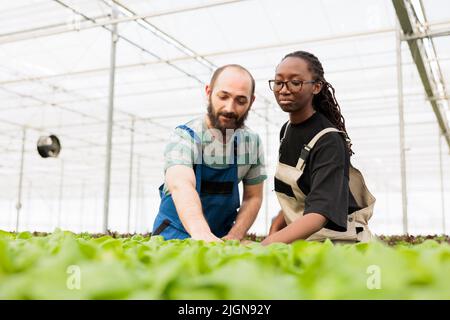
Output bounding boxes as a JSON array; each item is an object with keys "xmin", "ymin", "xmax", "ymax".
[{"xmin": 269, "ymin": 210, "xmax": 287, "ymax": 235}]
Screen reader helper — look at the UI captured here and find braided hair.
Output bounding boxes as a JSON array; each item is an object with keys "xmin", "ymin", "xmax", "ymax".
[{"xmin": 283, "ymin": 51, "xmax": 354, "ymax": 156}]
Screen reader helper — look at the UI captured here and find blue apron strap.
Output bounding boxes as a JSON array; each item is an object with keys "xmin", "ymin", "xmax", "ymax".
[
  {"xmin": 233, "ymin": 135, "xmax": 238, "ymax": 164},
  {"xmin": 176, "ymin": 124, "xmax": 202, "ymax": 193},
  {"xmin": 176, "ymin": 124, "xmax": 201, "ymax": 143}
]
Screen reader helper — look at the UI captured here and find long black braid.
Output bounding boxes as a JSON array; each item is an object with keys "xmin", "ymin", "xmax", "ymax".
[{"xmin": 283, "ymin": 51, "xmax": 354, "ymax": 156}]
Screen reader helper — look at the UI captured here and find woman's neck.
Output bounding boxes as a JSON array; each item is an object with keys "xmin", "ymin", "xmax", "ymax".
[{"xmin": 289, "ymin": 104, "xmax": 316, "ymax": 124}]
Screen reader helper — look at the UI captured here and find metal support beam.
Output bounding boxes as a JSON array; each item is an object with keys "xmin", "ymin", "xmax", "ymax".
[
  {"xmin": 26, "ymin": 180, "xmax": 32, "ymax": 231},
  {"xmin": 0, "ymin": 0, "xmax": 248, "ymax": 44},
  {"xmin": 57, "ymin": 159, "xmax": 64, "ymax": 228},
  {"xmin": 401, "ymin": 27, "xmax": 450, "ymax": 41},
  {"xmin": 392, "ymin": 0, "xmax": 450, "ymax": 149},
  {"xmin": 103, "ymin": 6, "xmax": 118, "ymax": 233},
  {"xmin": 396, "ymin": 22, "xmax": 409, "ymax": 234},
  {"xmin": 15, "ymin": 127, "xmax": 27, "ymax": 232},
  {"xmin": 264, "ymin": 103, "xmax": 270, "ymax": 235},
  {"xmin": 106, "ymin": 0, "xmax": 214, "ymax": 72},
  {"xmin": 101, "ymin": 0, "xmax": 276, "ymax": 124},
  {"xmin": 134, "ymin": 156, "xmax": 141, "ymax": 234},
  {"xmin": 2, "ymin": 20, "xmax": 449, "ymax": 86},
  {"xmin": 127, "ymin": 117, "xmax": 135, "ymax": 233},
  {"xmin": 139, "ymin": 172, "xmax": 145, "ymax": 234},
  {"xmin": 80, "ymin": 180, "xmax": 85, "ymax": 233},
  {"xmin": 438, "ymin": 132, "xmax": 446, "ymax": 234}
]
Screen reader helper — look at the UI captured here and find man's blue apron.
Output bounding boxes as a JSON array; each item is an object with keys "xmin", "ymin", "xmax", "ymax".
[{"xmin": 152, "ymin": 124, "xmax": 240, "ymax": 240}]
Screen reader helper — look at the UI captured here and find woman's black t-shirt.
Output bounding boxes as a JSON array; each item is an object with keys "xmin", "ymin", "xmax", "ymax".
[{"xmin": 276, "ymin": 111, "xmax": 360, "ymax": 231}]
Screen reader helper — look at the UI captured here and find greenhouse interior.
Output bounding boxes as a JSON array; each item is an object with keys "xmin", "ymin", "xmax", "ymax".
[
  {"xmin": 0, "ymin": 0, "xmax": 449, "ymax": 237},
  {"xmin": 1, "ymin": 0, "xmax": 450, "ymax": 303}
]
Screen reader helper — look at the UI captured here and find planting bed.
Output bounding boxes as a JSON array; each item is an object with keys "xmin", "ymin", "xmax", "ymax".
[{"xmin": 0, "ymin": 230, "xmax": 449, "ymax": 299}]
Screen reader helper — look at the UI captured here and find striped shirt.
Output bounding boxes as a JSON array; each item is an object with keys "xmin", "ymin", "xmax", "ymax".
[{"xmin": 163, "ymin": 116, "xmax": 267, "ymax": 194}]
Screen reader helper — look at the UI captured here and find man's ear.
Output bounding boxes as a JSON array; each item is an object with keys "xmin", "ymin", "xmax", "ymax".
[
  {"xmin": 249, "ymin": 95, "xmax": 256, "ymax": 107},
  {"xmin": 313, "ymin": 81, "xmax": 323, "ymax": 95},
  {"xmin": 205, "ymin": 84, "xmax": 212, "ymax": 97}
]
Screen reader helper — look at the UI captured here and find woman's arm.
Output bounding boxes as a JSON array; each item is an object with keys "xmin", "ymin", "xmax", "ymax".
[
  {"xmin": 261, "ymin": 213, "xmax": 327, "ymax": 245},
  {"xmin": 268, "ymin": 210, "xmax": 287, "ymax": 235}
]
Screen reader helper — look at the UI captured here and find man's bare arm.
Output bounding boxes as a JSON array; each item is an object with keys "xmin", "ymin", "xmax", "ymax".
[
  {"xmin": 165, "ymin": 165, "xmax": 222, "ymax": 242},
  {"xmin": 223, "ymin": 182, "xmax": 263, "ymax": 240}
]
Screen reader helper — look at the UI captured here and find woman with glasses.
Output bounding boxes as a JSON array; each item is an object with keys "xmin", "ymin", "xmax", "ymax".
[{"xmin": 262, "ymin": 51, "xmax": 375, "ymax": 245}]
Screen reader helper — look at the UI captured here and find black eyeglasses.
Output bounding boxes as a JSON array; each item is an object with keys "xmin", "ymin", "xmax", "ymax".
[{"xmin": 268, "ymin": 79, "xmax": 316, "ymax": 92}]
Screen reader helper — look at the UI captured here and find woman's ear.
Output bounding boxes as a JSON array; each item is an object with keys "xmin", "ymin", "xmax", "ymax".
[{"xmin": 313, "ymin": 81, "xmax": 323, "ymax": 95}]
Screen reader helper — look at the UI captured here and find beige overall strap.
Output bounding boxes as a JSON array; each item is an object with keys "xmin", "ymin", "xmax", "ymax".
[
  {"xmin": 295, "ymin": 127, "xmax": 346, "ymax": 170},
  {"xmin": 278, "ymin": 121, "xmax": 290, "ymax": 159},
  {"xmin": 280, "ymin": 121, "xmax": 290, "ymax": 141}
]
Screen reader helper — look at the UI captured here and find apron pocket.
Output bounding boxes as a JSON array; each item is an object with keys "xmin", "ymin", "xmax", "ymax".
[{"xmin": 201, "ymin": 180, "xmax": 233, "ymax": 194}]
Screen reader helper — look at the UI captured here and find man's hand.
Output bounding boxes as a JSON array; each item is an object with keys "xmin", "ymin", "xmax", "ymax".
[
  {"xmin": 191, "ymin": 232, "xmax": 223, "ymax": 243},
  {"xmin": 222, "ymin": 233, "xmax": 244, "ymax": 241},
  {"xmin": 269, "ymin": 210, "xmax": 287, "ymax": 235},
  {"xmin": 224, "ymin": 182, "xmax": 264, "ymax": 241},
  {"xmin": 222, "ymin": 232, "xmax": 245, "ymax": 241},
  {"xmin": 240, "ymin": 239, "xmax": 258, "ymax": 245}
]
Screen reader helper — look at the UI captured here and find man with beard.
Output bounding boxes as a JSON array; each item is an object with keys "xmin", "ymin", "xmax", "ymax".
[{"xmin": 152, "ymin": 64, "xmax": 267, "ymax": 242}]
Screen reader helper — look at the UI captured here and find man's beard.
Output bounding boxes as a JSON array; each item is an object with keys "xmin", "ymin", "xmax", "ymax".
[{"xmin": 207, "ymin": 99, "xmax": 249, "ymax": 135}]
